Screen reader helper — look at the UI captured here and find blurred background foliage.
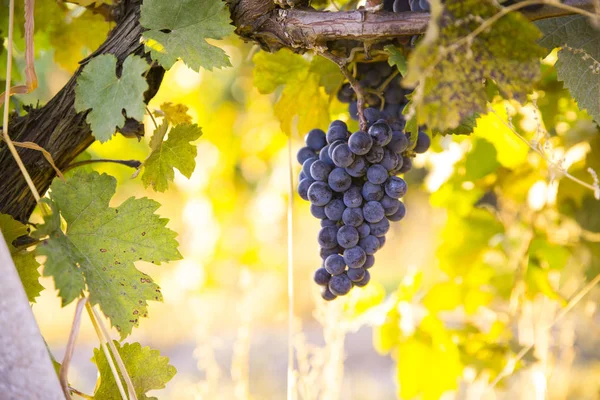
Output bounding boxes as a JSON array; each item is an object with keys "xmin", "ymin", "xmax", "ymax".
[{"xmin": 2, "ymin": 1, "xmax": 600, "ymax": 399}]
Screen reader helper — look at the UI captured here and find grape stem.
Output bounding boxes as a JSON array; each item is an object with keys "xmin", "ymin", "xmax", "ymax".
[
  {"xmin": 319, "ymin": 51, "xmax": 368, "ymax": 131},
  {"xmin": 64, "ymin": 158, "xmax": 142, "ymax": 172}
]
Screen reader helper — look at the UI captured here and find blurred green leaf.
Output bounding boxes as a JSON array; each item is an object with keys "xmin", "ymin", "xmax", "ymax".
[
  {"xmin": 384, "ymin": 45, "xmax": 407, "ymax": 76},
  {"xmin": 464, "ymin": 139, "xmax": 501, "ymax": 181}
]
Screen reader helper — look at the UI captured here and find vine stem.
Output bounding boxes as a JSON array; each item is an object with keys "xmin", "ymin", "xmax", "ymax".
[
  {"xmin": 64, "ymin": 158, "xmax": 142, "ymax": 172},
  {"xmin": 2, "ymin": 0, "xmax": 41, "ymax": 204},
  {"xmin": 490, "ymin": 272, "xmax": 600, "ymax": 388},
  {"xmin": 87, "ymin": 303, "xmax": 138, "ymax": 400},
  {"xmin": 146, "ymin": 106, "xmax": 158, "ymax": 130},
  {"xmin": 490, "ymin": 109, "xmax": 599, "ymax": 195},
  {"xmin": 60, "ymin": 297, "xmax": 88, "ymax": 399},
  {"xmin": 319, "ymin": 51, "xmax": 368, "ymax": 131}
]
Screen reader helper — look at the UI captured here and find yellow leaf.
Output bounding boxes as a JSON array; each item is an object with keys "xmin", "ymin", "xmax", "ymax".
[{"xmin": 158, "ymin": 102, "xmax": 193, "ymax": 125}]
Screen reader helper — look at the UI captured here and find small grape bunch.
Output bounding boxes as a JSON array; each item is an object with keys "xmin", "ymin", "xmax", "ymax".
[{"xmin": 297, "ymin": 110, "xmax": 430, "ymax": 301}]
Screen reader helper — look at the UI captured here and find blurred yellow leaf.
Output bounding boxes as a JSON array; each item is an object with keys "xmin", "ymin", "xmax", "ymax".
[
  {"xmin": 158, "ymin": 102, "xmax": 193, "ymax": 125},
  {"xmin": 423, "ymin": 281, "xmax": 461, "ymax": 312}
]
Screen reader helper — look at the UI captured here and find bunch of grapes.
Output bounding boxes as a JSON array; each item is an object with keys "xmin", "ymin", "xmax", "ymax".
[{"xmin": 296, "ymin": 108, "xmax": 430, "ymax": 300}]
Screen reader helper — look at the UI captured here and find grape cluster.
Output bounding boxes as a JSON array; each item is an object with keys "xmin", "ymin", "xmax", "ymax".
[{"xmin": 297, "ymin": 112, "xmax": 430, "ymax": 300}]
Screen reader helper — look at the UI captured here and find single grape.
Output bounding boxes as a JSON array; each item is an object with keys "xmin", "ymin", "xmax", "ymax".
[
  {"xmin": 299, "ymin": 171, "xmax": 306, "ymax": 181},
  {"xmin": 363, "ymin": 69, "xmax": 383, "ymax": 87},
  {"xmin": 324, "ymin": 254, "xmax": 346, "ymax": 275},
  {"xmin": 390, "ymin": 120, "xmax": 406, "ymax": 132},
  {"xmin": 364, "ymin": 108, "xmax": 381, "ymax": 123},
  {"xmin": 369, "ymin": 218, "xmax": 390, "ymax": 237},
  {"xmin": 320, "ymin": 246, "xmax": 340, "ymax": 260},
  {"xmin": 324, "ymin": 199, "xmax": 345, "ymax": 221},
  {"xmin": 363, "ymin": 201, "xmax": 385, "ymax": 223},
  {"xmin": 327, "ymin": 123, "xmax": 348, "ymax": 144},
  {"xmin": 330, "ymin": 120, "xmax": 348, "ymax": 130},
  {"xmin": 320, "ymin": 219, "xmax": 337, "ymax": 227},
  {"xmin": 347, "ymin": 267, "xmax": 366, "ymax": 282},
  {"xmin": 297, "ymin": 178, "xmax": 314, "ymax": 201},
  {"xmin": 321, "ymin": 286, "xmax": 337, "ymax": 301},
  {"xmin": 349, "ymin": 101, "xmax": 359, "ymax": 120},
  {"xmin": 332, "ymin": 143, "xmax": 355, "ymax": 168},
  {"xmin": 343, "ymin": 186, "xmax": 363, "ymax": 208},
  {"xmin": 307, "ymin": 181, "xmax": 333, "ymax": 206},
  {"xmin": 305, "ymin": 129, "xmax": 327, "ymax": 151},
  {"xmin": 367, "ymin": 164, "xmax": 389, "ymax": 185},
  {"xmin": 319, "ymin": 145, "xmax": 335, "ymax": 166},
  {"xmin": 342, "ymin": 207, "xmax": 364, "ymax": 227},
  {"xmin": 387, "ymin": 201, "xmax": 406, "ymax": 221},
  {"xmin": 297, "ymin": 147, "xmax": 315, "ymax": 165},
  {"xmin": 345, "ymin": 156, "xmax": 368, "ymax": 178},
  {"xmin": 384, "ymin": 86, "xmax": 405, "ymax": 105},
  {"xmin": 348, "ymin": 131, "xmax": 373, "ymax": 155},
  {"xmin": 302, "ymin": 157, "xmax": 317, "ymax": 178},
  {"xmin": 328, "ymin": 140, "xmax": 345, "ymax": 159},
  {"xmin": 310, "ymin": 204, "xmax": 327, "ymax": 219},
  {"xmin": 329, "ymin": 274, "xmax": 353, "ymax": 296},
  {"xmin": 359, "ymin": 235, "xmax": 380, "ymax": 255},
  {"xmin": 354, "ymin": 270, "xmax": 371, "ymax": 287},
  {"xmin": 393, "ymin": 0, "xmax": 411, "ymax": 12},
  {"xmin": 314, "ymin": 267, "xmax": 331, "ymax": 286},
  {"xmin": 363, "ymin": 254, "xmax": 375, "ymax": 269},
  {"xmin": 328, "ymin": 168, "xmax": 352, "ymax": 192},
  {"xmin": 368, "ymin": 121, "xmax": 392, "ymax": 146},
  {"xmin": 337, "ymin": 225, "xmax": 359, "ymax": 249},
  {"xmin": 414, "ymin": 130, "xmax": 431, "ymax": 153},
  {"xmin": 310, "ymin": 160, "xmax": 333, "ymax": 181},
  {"xmin": 318, "ymin": 226, "xmax": 339, "ymax": 249},
  {"xmin": 380, "ymin": 148, "xmax": 400, "ymax": 171},
  {"xmin": 398, "ymin": 156, "xmax": 412, "ymax": 173},
  {"xmin": 378, "ymin": 236, "xmax": 387, "ymax": 248},
  {"xmin": 357, "ymin": 223, "xmax": 371, "ymax": 238},
  {"xmin": 343, "ymin": 246, "xmax": 367, "ymax": 268},
  {"xmin": 388, "ymin": 131, "xmax": 409, "ymax": 154},
  {"xmin": 362, "ymin": 182, "xmax": 384, "ymax": 202},
  {"xmin": 337, "ymin": 83, "xmax": 355, "ymax": 103},
  {"xmin": 381, "ymin": 195, "xmax": 401, "ymax": 216},
  {"xmin": 365, "ymin": 145, "xmax": 384, "ymax": 164},
  {"xmin": 376, "ymin": 62, "xmax": 393, "ymax": 76},
  {"xmin": 384, "ymin": 176, "xmax": 407, "ymax": 199},
  {"xmin": 382, "ymin": 103, "xmax": 401, "ymax": 120}
]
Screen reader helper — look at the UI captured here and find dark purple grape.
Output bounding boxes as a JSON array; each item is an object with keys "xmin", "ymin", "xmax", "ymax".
[
  {"xmin": 388, "ymin": 131, "xmax": 409, "ymax": 154},
  {"xmin": 359, "ymin": 235, "xmax": 380, "ymax": 255},
  {"xmin": 297, "ymin": 147, "xmax": 315, "ymax": 165},
  {"xmin": 343, "ymin": 186, "xmax": 363, "ymax": 208},
  {"xmin": 393, "ymin": 0, "xmax": 411, "ymax": 12},
  {"xmin": 381, "ymin": 195, "xmax": 401, "ymax": 216},
  {"xmin": 337, "ymin": 225, "xmax": 359, "ymax": 249},
  {"xmin": 378, "ymin": 236, "xmax": 387, "ymax": 248},
  {"xmin": 384, "ymin": 86, "xmax": 405, "ymax": 105},
  {"xmin": 347, "ymin": 267, "xmax": 366, "ymax": 282},
  {"xmin": 310, "ymin": 160, "xmax": 333, "ymax": 181},
  {"xmin": 332, "ymin": 144, "xmax": 355, "ymax": 168},
  {"xmin": 388, "ymin": 201, "xmax": 406, "ymax": 221},
  {"xmin": 297, "ymin": 178, "xmax": 314, "ymax": 201},
  {"xmin": 329, "ymin": 274, "xmax": 353, "ymax": 296},
  {"xmin": 348, "ymin": 131, "xmax": 373, "ymax": 155},
  {"xmin": 349, "ymin": 102, "xmax": 359, "ymax": 120},
  {"xmin": 321, "ymin": 219, "xmax": 337, "ymax": 227},
  {"xmin": 325, "ymin": 254, "xmax": 346, "ymax": 275},
  {"xmin": 364, "ymin": 108, "xmax": 381, "ymax": 123},
  {"xmin": 337, "ymin": 83, "xmax": 355, "ymax": 103},
  {"xmin": 354, "ymin": 270, "xmax": 371, "ymax": 287},
  {"xmin": 319, "ymin": 145, "xmax": 335, "ymax": 166},
  {"xmin": 367, "ymin": 164, "xmax": 389, "ymax": 184},
  {"xmin": 328, "ymin": 168, "xmax": 352, "ymax": 192},
  {"xmin": 384, "ymin": 176, "xmax": 407, "ymax": 199},
  {"xmin": 363, "ymin": 255, "xmax": 375, "ymax": 269},
  {"xmin": 380, "ymin": 148, "xmax": 400, "ymax": 171},
  {"xmin": 302, "ymin": 157, "xmax": 317, "ymax": 178},
  {"xmin": 327, "ymin": 124, "xmax": 348, "ymax": 144},
  {"xmin": 328, "ymin": 140, "xmax": 345, "ymax": 159},
  {"xmin": 305, "ymin": 129, "xmax": 327, "ymax": 151},
  {"xmin": 362, "ymin": 182, "xmax": 384, "ymax": 202},
  {"xmin": 365, "ymin": 145, "xmax": 384, "ymax": 163},
  {"xmin": 310, "ymin": 204, "xmax": 327, "ymax": 219},
  {"xmin": 369, "ymin": 121, "xmax": 392, "ymax": 146},
  {"xmin": 314, "ymin": 267, "xmax": 331, "ymax": 286},
  {"xmin": 369, "ymin": 218, "xmax": 390, "ymax": 237},
  {"xmin": 345, "ymin": 156, "xmax": 368, "ymax": 178},
  {"xmin": 324, "ymin": 199, "xmax": 345, "ymax": 221},
  {"xmin": 343, "ymin": 246, "xmax": 367, "ymax": 268},
  {"xmin": 320, "ymin": 246, "xmax": 340, "ymax": 260},
  {"xmin": 307, "ymin": 181, "xmax": 332, "ymax": 206},
  {"xmin": 363, "ymin": 201, "xmax": 385, "ymax": 223},
  {"xmin": 357, "ymin": 223, "xmax": 370, "ymax": 238},
  {"xmin": 321, "ymin": 286, "xmax": 337, "ymax": 301},
  {"xmin": 414, "ymin": 130, "xmax": 431, "ymax": 153},
  {"xmin": 318, "ymin": 226, "xmax": 339, "ymax": 249},
  {"xmin": 342, "ymin": 207, "xmax": 364, "ymax": 227},
  {"xmin": 398, "ymin": 156, "xmax": 412, "ymax": 173}
]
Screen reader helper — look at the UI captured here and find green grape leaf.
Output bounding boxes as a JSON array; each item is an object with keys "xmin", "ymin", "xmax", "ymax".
[
  {"xmin": 404, "ymin": 0, "xmax": 545, "ymax": 131},
  {"xmin": 36, "ymin": 171, "xmax": 181, "ymax": 338},
  {"xmin": 253, "ymin": 50, "xmax": 331, "ymax": 135},
  {"xmin": 0, "ymin": 214, "xmax": 43, "ymax": 302},
  {"xmin": 142, "ymin": 123, "xmax": 203, "ymax": 192},
  {"xmin": 464, "ymin": 138, "xmax": 500, "ymax": 181},
  {"xmin": 92, "ymin": 341, "xmax": 176, "ymax": 400},
  {"xmin": 435, "ymin": 112, "xmax": 480, "ymax": 136},
  {"xmin": 384, "ymin": 45, "xmax": 407, "ymax": 76},
  {"xmin": 536, "ymin": 16, "xmax": 600, "ymax": 125},
  {"xmin": 525, "ymin": 259, "xmax": 565, "ymax": 304},
  {"xmin": 75, "ymin": 54, "xmax": 149, "ymax": 143},
  {"xmin": 140, "ymin": 0, "xmax": 234, "ymax": 71}
]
